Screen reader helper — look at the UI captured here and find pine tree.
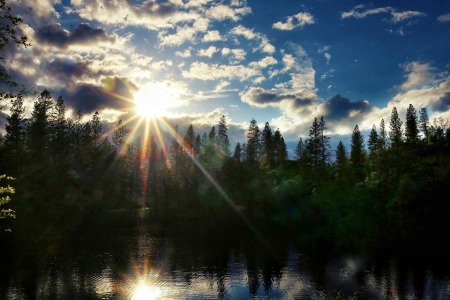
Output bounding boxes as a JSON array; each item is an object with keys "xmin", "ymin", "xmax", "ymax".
[
  {"xmin": 28, "ymin": 90, "xmax": 54, "ymax": 162},
  {"xmin": 389, "ymin": 107, "xmax": 403, "ymax": 150},
  {"xmin": 305, "ymin": 117, "xmax": 329, "ymax": 170},
  {"xmin": 350, "ymin": 124, "xmax": 365, "ymax": 177},
  {"xmin": 217, "ymin": 115, "xmax": 230, "ymax": 158},
  {"xmin": 378, "ymin": 118, "xmax": 387, "ymax": 149},
  {"xmin": 208, "ymin": 125, "xmax": 216, "ymax": 142},
  {"xmin": 112, "ymin": 119, "xmax": 128, "ymax": 150},
  {"xmin": 405, "ymin": 104, "xmax": 419, "ymax": 144},
  {"xmin": 273, "ymin": 129, "xmax": 287, "ymax": 164},
  {"xmin": 193, "ymin": 134, "xmax": 201, "ymax": 158},
  {"xmin": 294, "ymin": 137, "xmax": 306, "ymax": 161},
  {"xmin": 335, "ymin": 141, "xmax": 348, "ymax": 167},
  {"xmin": 233, "ymin": 142, "xmax": 242, "ymax": 162},
  {"xmin": 50, "ymin": 96, "xmax": 69, "ymax": 168},
  {"xmin": 419, "ymin": 107, "xmax": 429, "ymax": 143},
  {"xmin": 368, "ymin": 124, "xmax": 379, "ymax": 159},
  {"xmin": 277, "ymin": 135, "xmax": 288, "ymax": 163},
  {"xmin": 90, "ymin": 111, "xmax": 103, "ymax": 144},
  {"xmin": 245, "ymin": 118, "xmax": 260, "ymax": 164},
  {"xmin": 261, "ymin": 122, "xmax": 274, "ymax": 167},
  {"xmin": 184, "ymin": 124, "xmax": 196, "ymax": 157},
  {"xmin": 3, "ymin": 94, "xmax": 26, "ymax": 175}
]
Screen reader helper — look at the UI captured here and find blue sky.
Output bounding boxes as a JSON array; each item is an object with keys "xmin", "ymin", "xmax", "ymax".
[{"xmin": 2, "ymin": 0, "xmax": 450, "ymax": 152}]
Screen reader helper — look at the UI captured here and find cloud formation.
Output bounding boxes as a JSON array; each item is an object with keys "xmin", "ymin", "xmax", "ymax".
[
  {"xmin": 437, "ymin": 13, "xmax": 450, "ymax": 22},
  {"xmin": 433, "ymin": 92, "xmax": 450, "ymax": 112},
  {"xmin": 59, "ymin": 77, "xmax": 137, "ymax": 114},
  {"xmin": 35, "ymin": 23, "xmax": 115, "ymax": 48},
  {"xmin": 400, "ymin": 62, "xmax": 434, "ymax": 91},
  {"xmin": 272, "ymin": 12, "xmax": 315, "ymax": 31},
  {"xmin": 182, "ymin": 62, "xmax": 260, "ymax": 81},
  {"xmin": 341, "ymin": 5, "xmax": 426, "ymax": 23}
]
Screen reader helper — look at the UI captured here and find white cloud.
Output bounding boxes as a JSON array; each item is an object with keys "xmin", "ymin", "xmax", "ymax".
[
  {"xmin": 252, "ymin": 76, "xmax": 265, "ymax": 84},
  {"xmin": 205, "ymin": 4, "xmax": 251, "ymax": 21},
  {"xmin": 192, "ymin": 17, "xmax": 210, "ymax": 32},
  {"xmin": 182, "ymin": 61, "xmax": 261, "ymax": 81},
  {"xmin": 272, "ymin": 12, "xmax": 315, "ymax": 31},
  {"xmin": 202, "ymin": 30, "xmax": 225, "ymax": 42},
  {"xmin": 341, "ymin": 5, "xmax": 426, "ymax": 23},
  {"xmin": 437, "ymin": 13, "xmax": 450, "ymax": 22},
  {"xmin": 158, "ymin": 26, "xmax": 198, "ymax": 47},
  {"xmin": 221, "ymin": 48, "xmax": 246, "ymax": 63},
  {"xmin": 400, "ymin": 62, "xmax": 435, "ymax": 91},
  {"xmin": 230, "ymin": 25, "xmax": 257, "ymax": 40},
  {"xmin": 230, "ymin": 25, "xmax": 276, "ymax": 54},
  {"xmin": 215, "ymin": 81, "xmax": 230, "ymax": 92},
  {"xmin": 69, "ymin": 0, "xmax": 199, "ymax": 30},
  {"xmin": 175, "ymin": 48, "xmax": 192, "ymax": 58},
  {"xmin": 391, "ymin": 11, "xmax": 426, "ymax": 23},
  {"xmin": 260, "ymin": 37, "xmax": 276, "ymax": 54},
  {"xmin": 197, "ymin": 46, "xmax": 219, "ymax": 58},
  {"xmin": 324, "ymin": 53, "xmax": 331, "ymax": 64},
  {"xmin": 9, "ymin": 0, "xmax": 60, "ymax": 26},
  {"xmin": 249, "ymin": 56, "xmax": 278, "ymax": 69}
]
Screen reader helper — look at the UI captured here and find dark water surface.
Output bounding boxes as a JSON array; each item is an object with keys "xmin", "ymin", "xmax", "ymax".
[{"xmin": 1, "ymin": 210, "xmax": 450, "ymax": 299}]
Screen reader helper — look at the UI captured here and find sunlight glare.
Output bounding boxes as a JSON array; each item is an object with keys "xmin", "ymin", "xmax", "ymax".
[
  {"xmin": 131, "ymin": 283, "xmax": 161, "ymax": 300},
  {"xmin": 134, "ymin": 82, "xmax": 180, "ymax": 118}
]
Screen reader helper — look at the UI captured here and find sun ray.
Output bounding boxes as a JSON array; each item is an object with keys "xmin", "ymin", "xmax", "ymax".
[{"xmin": 98, "ymin": 86, "xmax": 270, "ymax": 250}]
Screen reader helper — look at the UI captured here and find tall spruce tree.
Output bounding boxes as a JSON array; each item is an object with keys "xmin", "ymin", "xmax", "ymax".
[
  {"xmin": 273, "ymin": 129, "xmax": 287, "ymax": 164},
  {"xmin": 378, "ymin": 118, "xmax": 387, "ymax": 149},
  {"xmin": 233, "ymin": 142, "xmax": 242, "ymax": 162},
  {"xmin": 184, "ymin": 124, "xmax": 196, "ymax": 157},
  {"xmin": 351, "ymin": 125, "xmax": 364, "ymax": 163},
  {"xmin": 245, "ymin": 118, "xmax": 260, "ymax": 164},
  {"xmin": 350, "ymin": 124, "xmax": 365, "ymax": 177},
  {"xmin": 335, "ymin": 141, "xmax": 348, "ymax": 169},
  {"xmin": 368, "ymin": 124, "xmax": 379, "ymax": 160},
  {"xmin": 389, "ymin": 107, "xmax": 403, "ymax": 150},
  {"xmin": 261, "ymin": 122, "xmax": 274, "ymax": 167},
  {"xmin": 294, "ymin": 137, "xmax": 306, "ymax": 161},
  {"xmin": 306, "ymin": 117, "xmax": 321, "ymax": 170},
  {"xmin": 3, "ymin": 94, "xmax": 26, "ymax": 175},
  {"xmin": 306, "ymin": 117, "xmax": 329, "ymax": 170},
  {"xmin": 28, "ymin": 90, "xmax": 54, "ymax": 163},
  {"xmin": 217, "ymin": 115, "xmax": 230, "ymax": 158},
  {"xmin": 405, "ymin": 104, "xmax": 419, "ymax": 144}
]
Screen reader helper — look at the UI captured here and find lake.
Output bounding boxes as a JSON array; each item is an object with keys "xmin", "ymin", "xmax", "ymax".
[{"xmin": 1, "ymin": 209, "xmax": 450, "ymax": 299}]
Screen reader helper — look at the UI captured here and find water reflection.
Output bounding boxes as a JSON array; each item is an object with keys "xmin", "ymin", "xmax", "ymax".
[{"xmin": 1, "ymin": 213, "xmax": 450, "ymax": 299}]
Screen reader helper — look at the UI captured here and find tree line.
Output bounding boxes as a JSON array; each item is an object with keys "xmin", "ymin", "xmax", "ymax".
[{"xmin": 1, "ymin": 87, "xmax": 450, "ymax": 255}]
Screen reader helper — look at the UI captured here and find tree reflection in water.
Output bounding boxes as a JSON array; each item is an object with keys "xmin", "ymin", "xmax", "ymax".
[{"xmin": 1, "ymin": 212, "xmax": 450, "ymax": 299}]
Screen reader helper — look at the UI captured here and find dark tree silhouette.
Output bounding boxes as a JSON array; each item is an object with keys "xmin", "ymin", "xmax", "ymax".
[
  {"xmin": 233, "ymin": 142, "xmax": 242, "ymax": 162},
  {"xmin": 245, "ymin": 118, "xmax": 260, "ymax": 164},
  {"xmin": 389, "ymin": 107, "xmax": 403, "ymax": 151},
  {"xmin": 405, "ymin": 104, "xmax": 419, "ymax": 144},
  {"xmin": 368, "ymin": 124, "xmax": 379, "ymax": 160},
  {"xmin": 350, "ymin": 124, "xmax": 365, "ymax": 177},
  {"xmin": 335, "ymin": 140, "xmax": 348, "ymax": 170}
]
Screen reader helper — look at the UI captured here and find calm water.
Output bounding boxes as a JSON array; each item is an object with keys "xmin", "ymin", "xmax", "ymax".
[{"xmin": 1, "ymin": 210, "xmax": 450, "ymax": 299}]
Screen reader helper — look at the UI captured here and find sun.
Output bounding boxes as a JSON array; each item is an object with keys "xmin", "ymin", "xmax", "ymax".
[{"xmin": 134, "ymin": 82, "xmax": 180, "ymax": 118}]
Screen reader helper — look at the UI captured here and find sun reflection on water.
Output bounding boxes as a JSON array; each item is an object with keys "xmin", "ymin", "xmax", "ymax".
[{"xmin": 131, "ymin": 282, "xmax": 161, "ymax": 300}]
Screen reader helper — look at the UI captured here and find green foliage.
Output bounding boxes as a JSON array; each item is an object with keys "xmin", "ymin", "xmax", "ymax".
[{"xmin": 0, "ymin": 174, "xmax": 15, "ymax": 230}]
